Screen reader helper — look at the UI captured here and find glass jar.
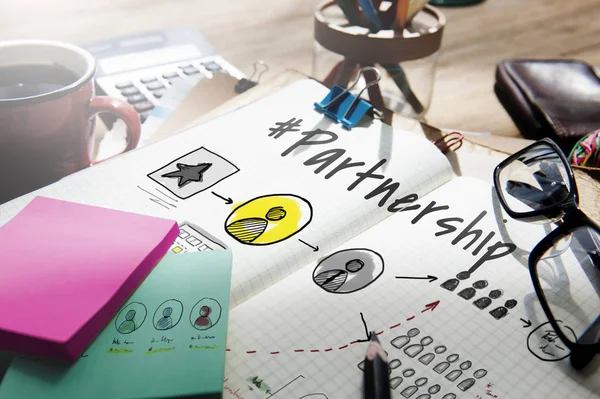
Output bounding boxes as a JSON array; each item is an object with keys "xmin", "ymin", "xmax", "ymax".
[{"xmin": 312, "ymin": 1, "xmax": 446, "ymax": 120}]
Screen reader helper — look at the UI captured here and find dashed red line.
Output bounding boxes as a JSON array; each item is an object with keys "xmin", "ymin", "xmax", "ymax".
[
  {"xmin": 235, "ymin": 300, "xmax": 439, "ymax": 356},
  {"xmin": 226, "ymin": 349, "xmax": 231, "ymax": 352}
]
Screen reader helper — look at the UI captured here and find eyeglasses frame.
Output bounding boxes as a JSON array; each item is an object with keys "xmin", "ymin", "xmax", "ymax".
[{"xmin": 493, "ymin": 137, "xmax": 600, "ymax": 369}]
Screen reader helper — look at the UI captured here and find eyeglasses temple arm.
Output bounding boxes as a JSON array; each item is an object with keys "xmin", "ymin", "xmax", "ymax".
[{"xmin": 576, "ymin": 314, "xmax": 600, "ymax": 346}]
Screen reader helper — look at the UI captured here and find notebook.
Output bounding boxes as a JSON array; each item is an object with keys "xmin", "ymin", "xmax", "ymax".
[
  {"xmin": 0, "ymin": 250, "xmax": 232, "ymax": 398},
  {"xmin": 0, "ymin": 79, "xmax": 597, "ymax": 398},
  {"xmin": 0, "ymin": 197, "xmax": 178, "ymax": 360}
]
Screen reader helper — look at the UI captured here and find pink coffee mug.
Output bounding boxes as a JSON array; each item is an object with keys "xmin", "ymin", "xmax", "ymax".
[{"xmin": 0, "ymin": 40, "xmax": 141, "ymax": 204}]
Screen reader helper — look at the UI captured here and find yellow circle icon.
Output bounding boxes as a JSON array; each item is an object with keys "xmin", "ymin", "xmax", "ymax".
[{"xmin": 225, "ymin": 194, "xmax": 312, "ymax": 245}]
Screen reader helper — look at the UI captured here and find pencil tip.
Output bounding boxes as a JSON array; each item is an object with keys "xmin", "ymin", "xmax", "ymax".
[{"xmin": 369, "ymin": 331, "xmax": 379, "ymax": 342}]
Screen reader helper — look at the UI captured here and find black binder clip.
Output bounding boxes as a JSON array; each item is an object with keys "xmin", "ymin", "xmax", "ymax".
[
  {"xmin": 235, "ymin": 60, "xmax": 269, "ymax": 93},
  {"xmin": 314, "ymin": 66, "xmax": 381, "ymax": 129}
]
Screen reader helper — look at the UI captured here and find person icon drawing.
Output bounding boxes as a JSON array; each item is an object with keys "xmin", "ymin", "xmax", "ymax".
[
  {"xmin": 117, "ymin": 310, "xmax": 137, "ymax": 334},
  {"xmin": 115, "ymin": 302, "xmax": 147, "ymax": 334},
  {"xmin": 156, "ymin": 307, "xmax": 174, "ymax": 330},
  {"xmin": 194, "ymin": 306, "xmax": 213, "ymax": 329},
  {"xmin": 189, "ymin": 298, "xmax": 221, "ymax": 331}
]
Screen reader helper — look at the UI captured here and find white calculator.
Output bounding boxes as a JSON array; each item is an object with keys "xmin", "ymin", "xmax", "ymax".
[{"xmin": 83, "ymin": 27, "xmax": 245, "ymax": 124}]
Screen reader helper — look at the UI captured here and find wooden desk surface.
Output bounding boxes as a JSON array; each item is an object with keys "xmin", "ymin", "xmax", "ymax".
[{"xmin": 1, "ymin": 0, "xmax": 599, "ymax": 136}]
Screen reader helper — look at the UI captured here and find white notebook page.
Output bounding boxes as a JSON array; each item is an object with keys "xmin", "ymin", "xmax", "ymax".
[
  {"xmin": 224, "ymin": 177, "xmax": 600, "ymax": 398},
  {"xmin": 0, "ymin": 79, "xmax": 453, "ymax": 306}
]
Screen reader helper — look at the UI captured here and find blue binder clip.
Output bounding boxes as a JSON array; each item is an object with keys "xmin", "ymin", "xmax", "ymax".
[{"xmin": 314, "ymin": 66, "xmax": 381, "ymax": 129}]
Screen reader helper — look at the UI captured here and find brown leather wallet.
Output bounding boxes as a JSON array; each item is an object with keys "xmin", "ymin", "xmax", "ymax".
[{"xmin": 495, "ymin": 59, "xmax": 600, "ymax": 153}]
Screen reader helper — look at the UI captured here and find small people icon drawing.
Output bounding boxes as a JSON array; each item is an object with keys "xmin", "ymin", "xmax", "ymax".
[
  {"xmin": 415, "ymin": 384, "xmax": 441, "ymax": 399},
  {"xmin": 489, "ymin": 298, "xmax": 518, "ymax": 320},
  {"xmin": 404, "ymin": 336, "xmax": 433, "ymax": 358},
  {"xmin": 445, "ymin": 360, "xmax": 472, "ymax": 382},
  {"xmin": 433, "ymin": 353, "xmax": 459, "ymax": 374},
  {"xmin": 440, "ymin": 271, "xmax": 470, "ymax": 292},
  {"xmin": 457, "ymin": 368, "xmax": 487, "ymax": 391},
  {"xmin": 458, "ymin": 280, "xmax": 488, "ymax": 300},
  {"xmin": 117, "ymin": 310, "xmax": 137, "ymax": 334},
  {"xmin": 388, "ymin": 359, "xmax": 402, "ymax": 374},
  {"xmin": 390, "ymin": 376, "xmax": 403, "ymax": 390},
  {"xmin": 401, "ymin": 376, "xmax": 427, "ymax": 398},
  {"xmin": 402, "ymin": 368, "xmax": 416, "ymax": 378},
  {"xmin": 156, "ymin": 307, "xmax": 174, "ymax": 330},
  {"xmin": 391, "ymin": 328, "xmax": 420, "ymax": 349},
  {"xmin": 473, "ymin": 289, "xmax": 502, "ymax": 309},
  {"xmin": 194, "ymin": 306, "xmax": 213, "ymax": 329},
  {"xmin": 419, "ymin": 344, "xmax": 446, "ymax": 365}
]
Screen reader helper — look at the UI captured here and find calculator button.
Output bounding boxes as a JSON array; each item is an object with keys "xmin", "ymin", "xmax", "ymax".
[
  {"xmin": 162, "ymin": 71, "xmax": 179, "ymax": 79},
  {"xmin": 115, "ymin": 80, "xmax": 134, "ymax": 89},
  {"xmin": 139, "ymin": 112, "xmax": 149, "ymax": 123},
  {"xmin": 182, "ymin": 66, "xmax": 200, "ymax": 75},
  {"xmin": 153, "ymin": 89, "xmax": 166, "ymax": 99},
  {"xmin": 134, "ymin": 101, "xmax": 154, "ymax": 112},
  {"xmin": 126, "ymin": 94, "xmax": 147, "ymax": 104},
  {"xmin": 146, "ymin": 81, "xmax": 165, "ymax": 91},
  {"xmin": 202, "ymin": 61, "xmax": 221, "ymax": 72},
  {"xmin": 140, "ymin": 76, "xmax": 158, "ymax": 84},
  {"xmin": 120, "ymin": 86, "xmax": 140, "ymax": 96},
  {"xmin": 179, "ymin": 64, "xmax": 194, "ymax": 69}
]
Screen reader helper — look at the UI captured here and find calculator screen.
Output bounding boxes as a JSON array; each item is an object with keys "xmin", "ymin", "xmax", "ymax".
[{"xmin": 98, "ymin": 44, "xmax": 203, "ymax": 75}]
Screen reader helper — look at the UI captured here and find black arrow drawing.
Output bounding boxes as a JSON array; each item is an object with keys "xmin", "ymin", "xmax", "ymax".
[
  {"xmin": 395, "ymin": 275, "xmax": 438, "ymax": 283},
  {"xmin": 356, "ymin": 312, "xmax": 372, "ymax": 343},
  {"xmin": 520, "ymin": 318, "xmax": 532, "ymax": 328},
  {"xmin": 298, "ymin": 239, "xmax": 319, "ymax": 252},
  {"xmin": 211, "ymin": 191, "xmax": 232, "ymax": 204}
]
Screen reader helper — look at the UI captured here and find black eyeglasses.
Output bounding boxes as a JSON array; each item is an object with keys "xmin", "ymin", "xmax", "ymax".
[{"xmin": 493, "ymin": 138, "xmax": 600, "ymax": 370}]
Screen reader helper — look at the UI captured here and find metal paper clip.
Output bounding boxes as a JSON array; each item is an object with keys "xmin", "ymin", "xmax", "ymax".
[
  {"xmin": 314, "ymin": 66, "xmax": 381, "ymax": 129},
  {"xmin": 432, "ymin": 131, "xmax": 464, "ymax": 154},
  {"xmin": 235, "ymin": 60, "xmax": 269, "ymax": 93}
]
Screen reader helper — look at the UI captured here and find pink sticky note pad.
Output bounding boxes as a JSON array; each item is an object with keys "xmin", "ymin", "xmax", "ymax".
[{"xmin": 0, "ymin": 197, "xmax": 178, "ymax": 360}]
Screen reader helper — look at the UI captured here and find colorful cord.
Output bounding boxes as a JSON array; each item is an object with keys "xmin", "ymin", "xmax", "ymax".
[{"xmin": 569, "ymin": 129, "xmax": 600, "ymax": 168}]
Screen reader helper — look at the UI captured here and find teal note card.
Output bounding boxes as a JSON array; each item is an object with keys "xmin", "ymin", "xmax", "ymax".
[{"xmin": 0, "ymin": 250, "xmax": 232, "ymax": 399}]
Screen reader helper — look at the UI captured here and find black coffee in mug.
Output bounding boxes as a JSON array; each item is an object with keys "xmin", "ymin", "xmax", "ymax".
[{"xmin": 0, "ymin": 64, "xmax": 79, "ymax": 100}]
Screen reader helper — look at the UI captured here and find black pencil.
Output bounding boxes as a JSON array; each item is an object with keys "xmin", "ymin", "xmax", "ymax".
[{"xmin": 363, "ymin": 331, "xmax": 391, "ymax": 399}]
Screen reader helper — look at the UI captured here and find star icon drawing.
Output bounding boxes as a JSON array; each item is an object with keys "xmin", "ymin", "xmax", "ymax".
[{"xmin": 161, "ymin": 163, "xmax": 212, "ymax": 188}]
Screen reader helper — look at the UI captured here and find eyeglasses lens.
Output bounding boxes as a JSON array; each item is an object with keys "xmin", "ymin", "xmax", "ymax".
[
  {"xmin": 498, "ymin": 143, "xmax": 571, "ymax": 218},
  {"xmin": 534, "ymin": 226, "xmax": 600, "ymax": 353}
]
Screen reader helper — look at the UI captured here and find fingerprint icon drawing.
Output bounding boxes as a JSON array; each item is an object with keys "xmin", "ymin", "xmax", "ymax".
[
  {"xmin": 224, "ymin": 194, "xmax": 312, "ymax": 245},
  {"xmin": 313, "ymin": 248, "xmax": 384, "ymax": 294}
]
